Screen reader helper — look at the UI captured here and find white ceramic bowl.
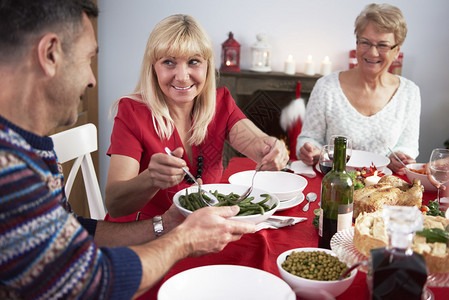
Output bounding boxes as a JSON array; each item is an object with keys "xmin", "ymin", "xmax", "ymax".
[
  {"xmin": 346, "ymin": 149, "xmax": 390, "ymax": 172},
  {"xmin": 276, "ymin": 247, "xmax": 357, "ymax": 299},
  {"xmin": 158, "ymin": 265, "xmax": 295, "ymax": 300},
  {"xmin": 228, "ymin": 171, "xmax": 308, "ymax": 202},
  {"xmin": 405, "ymin": 163, "xmax": 438, "ymax": 192},
  {"xmin": 173, "ymin": 183, "xmax": 280, "ymax": 224}
]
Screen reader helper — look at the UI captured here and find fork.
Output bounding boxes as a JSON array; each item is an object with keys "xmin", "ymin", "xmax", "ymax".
[
  {"xmin": 387, "ymin": 146, "xmax": 410, "ymax": 171},
  {"xmin": 164, "ymin": 147, "xmax": 219, "ymax": 206},
  {"xmin": 236, "ymin": 139, "xmax": 277, "ymax": 203}
]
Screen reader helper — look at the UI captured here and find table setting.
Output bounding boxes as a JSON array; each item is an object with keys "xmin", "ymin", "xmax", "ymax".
[{"xmin": 145, "ymin": 153, "xmax": 449, "ymax": 299}]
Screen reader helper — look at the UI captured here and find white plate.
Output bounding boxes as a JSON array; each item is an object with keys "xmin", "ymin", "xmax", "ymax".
[
  {"xmin": 277, "ymin": 193, "xmax": 305, "ymax": 211},
  {"xmin": 229, "ymin": 171, "xmax": 307, "ymax": 201},
  {"xmin": 158, "ymin": 265, "xmax": 296, "ymax": 300},
  {"xmin": 315, "ymin": 163, "xmax": 392, "ymax": 176},
  {"xmin": 346, "ymin": 149, "xmax": 390, "ymax": 171}
]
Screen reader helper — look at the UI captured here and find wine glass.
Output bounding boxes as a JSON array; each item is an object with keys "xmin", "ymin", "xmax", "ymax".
[
  {"xmin": 329, "ymin": 135, "xmax": 352, "ymax": 162},
  {"xmin": 429, "ymin": 148, "xmax": 449, "ymax": 203},
  {"xmin": 319, "ymin": 145, "xmax": 333, "ymax": 175}
]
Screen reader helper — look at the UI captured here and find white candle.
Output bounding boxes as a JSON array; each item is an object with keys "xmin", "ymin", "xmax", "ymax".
[
  {"xmin": 304, "ymin": 55, "xmax": 315, "ymax": 76},
  {"xmin": 320, "ymin": 56, "xmax": 332, "ymax": 76},
  {"xmin": 364, "ymin": 171, "xmax": 381, "ymax": 187},
  {"xmin": 284, "ymin": 54, "xmax": 296, "ymax": 75}
]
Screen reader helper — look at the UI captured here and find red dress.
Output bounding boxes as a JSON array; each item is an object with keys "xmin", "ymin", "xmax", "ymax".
[{"xmin": 105, "ymin": 87, "xmax": 246, "ymax": 222}]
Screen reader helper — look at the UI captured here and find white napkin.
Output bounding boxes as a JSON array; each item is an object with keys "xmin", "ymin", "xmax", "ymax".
[
  {"xmin": 288, "ymin": 160, "xmax": 316, "ymax": 178},
  {"xmin": 256, "ymin": 216, "xmax": 307, "ymax": 231}
]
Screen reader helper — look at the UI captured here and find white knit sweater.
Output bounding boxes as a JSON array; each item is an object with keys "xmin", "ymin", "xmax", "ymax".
[{"xmin": 297, "ymin": 71, "xmax": 421, "ymax": 159}]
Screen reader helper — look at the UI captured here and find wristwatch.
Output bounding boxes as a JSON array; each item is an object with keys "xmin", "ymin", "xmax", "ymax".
[{"xmin": 152, "ymin": 215, "xmax": 164, "ymax": 237}]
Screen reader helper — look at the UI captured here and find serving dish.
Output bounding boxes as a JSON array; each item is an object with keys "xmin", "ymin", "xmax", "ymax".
[
  {"xmin": 276, "ymin": 247, "xmax": 357, "ymax": 299},
  {"xmin": 405, "ymin": 163, "xmax": 438, "ymax": 192},
  {"xmin": 330, "ymin": 228, "xmax": 449, "ymax": 287},
  {"xmin": 173, "ymin": 183, "xmax": 279, "ymax": 224}
]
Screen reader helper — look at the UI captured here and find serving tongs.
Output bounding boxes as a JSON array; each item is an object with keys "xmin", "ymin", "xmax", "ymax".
[{"xmin": 164, "ymin": 147, "xmax": 219, "ymax": 206}]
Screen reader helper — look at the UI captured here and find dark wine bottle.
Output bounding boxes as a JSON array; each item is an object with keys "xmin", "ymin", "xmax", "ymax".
[
  {"xmin": 318, "ymin": 136, "xmax": 353, "ymax": 249},
  {"xmin": 369, "ymin": 206, "xmax": 428, "ymax": 300}
]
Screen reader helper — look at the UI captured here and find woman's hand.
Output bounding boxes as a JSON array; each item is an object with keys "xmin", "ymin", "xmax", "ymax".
[
  {"xmin": 258, "ymin": 137, "xmax": 289, "ymax": 171},
  {"xmin": 388, "ymin": 152, "xmax": 415, "ymax": 175},
  {"xmin": 147, "ymin": 147, "xmax": 186, "ymax": 190},
  {"xmin": 299, "ymin": 142, "xmax": 320, "ymax": 166}
]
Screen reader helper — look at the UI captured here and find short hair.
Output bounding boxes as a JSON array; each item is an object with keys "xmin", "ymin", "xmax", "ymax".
[
  {"xmin": 125, "ymin": 14, "xmax": 216, "ymax": 145},
  {"xmin": 354, "ymin": 3, "xmax": 407, "ymax": 46},
  {"xmin": 0, "ymin": 0, "xmax": 98, "ymax": 62}
]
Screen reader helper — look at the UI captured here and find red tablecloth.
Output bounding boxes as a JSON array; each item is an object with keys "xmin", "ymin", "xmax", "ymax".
[{"xmin": 145, "ymin": 157, "xmax": 449, "ymax": 299}]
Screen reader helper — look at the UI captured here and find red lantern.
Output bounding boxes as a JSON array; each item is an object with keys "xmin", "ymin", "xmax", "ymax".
[{"xmin": 220, "ymin": 32, "xmax": 241, "ymax": 72}]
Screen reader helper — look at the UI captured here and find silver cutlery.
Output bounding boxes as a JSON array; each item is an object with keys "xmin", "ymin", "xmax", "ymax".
[
  {"xmin": 387, "ymin": 146, "xmax": 410, "ymax": 171},
  {"xmin": 302, "ymin": 192, "xmax": 317, "ymax": 211},
  {"xmin": 236, "ymin": 139, "xmax": 277, "ymax": 203},
  {"xmin": 164, "ymin": 147, "xmax": 219, "ymax": 206}
]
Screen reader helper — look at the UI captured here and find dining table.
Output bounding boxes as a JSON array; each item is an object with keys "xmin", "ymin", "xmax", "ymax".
[{"xmin": 145, "ymin": 157, "xmax": 449, "ymax": 299}]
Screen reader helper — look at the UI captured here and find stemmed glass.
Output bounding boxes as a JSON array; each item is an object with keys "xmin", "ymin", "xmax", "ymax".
[
  {"xmin": 329, "ymin": 135, "xmax": 352, "ymax": 163},
  {"xmin": 319, "ymin": 145, "xmax": 333, "ymax": 175},
  {"xmin": 429, "ymin": 148, "xmax": 449, "ymax": 203}
]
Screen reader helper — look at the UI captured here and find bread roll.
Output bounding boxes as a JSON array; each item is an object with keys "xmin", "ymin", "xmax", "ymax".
[{"xmin": 353, "ymin": 211, "xmax": 449, "ymax": 274}]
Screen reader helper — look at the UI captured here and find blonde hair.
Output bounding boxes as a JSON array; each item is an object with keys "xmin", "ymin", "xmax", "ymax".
[
  {"xmin": 354, "ymin": 3, "xmax": 407, "ymax": 46},
  {"xmin": 112, "ymin": 14, "xmax": 216, "ymax": 145}
]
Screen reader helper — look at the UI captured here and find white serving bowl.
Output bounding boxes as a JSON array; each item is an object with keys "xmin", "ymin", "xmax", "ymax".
[
  {"xmin": 346, "ymin": 149, "xmax": 390, "ymax": 172},
  {"xmin": 276, "ymin": 247, "xmax": 357, "ymax": 299},
  {"xmin": 228, "ymin": 171, "xmax": 308, "ymax": 202},
  {"xmin": 405, "ymin": 163, "xmax": 438, "ymax": 192},
  {"xmin": 158, "ymin": 265, "xmax": 295, "ymax": 300},
  {"xmin": 173, "ymin": 183, "xmax": 280, "ymax": 224}
]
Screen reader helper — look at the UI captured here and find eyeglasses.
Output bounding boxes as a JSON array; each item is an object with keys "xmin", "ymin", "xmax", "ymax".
[{"xmin": 357, "ymin": 39, "xmax": 398, "ymax": 54}]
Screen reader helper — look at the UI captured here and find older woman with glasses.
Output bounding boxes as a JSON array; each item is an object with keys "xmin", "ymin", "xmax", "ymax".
[{"xmin": 297, "ymin": 3, "xmax": 420, "ymax": 175}]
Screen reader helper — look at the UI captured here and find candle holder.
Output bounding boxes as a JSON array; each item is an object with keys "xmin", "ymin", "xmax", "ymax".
[
  {"xmin": 250, "ymin": 33, "xmax": 271, "ymax": 72},
  {"xmin": 220, "ymin": 32, "xmax": 241, "ymax": 72}
]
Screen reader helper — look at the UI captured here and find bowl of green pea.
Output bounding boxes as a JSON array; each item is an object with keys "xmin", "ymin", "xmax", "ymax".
[
  {"xmin": 276, "ymin": 248, "xmax": 357, "ymax": 299},
  {"xmin": 173, "ymin": 183, "xmax": 280, "ymax": 224}
]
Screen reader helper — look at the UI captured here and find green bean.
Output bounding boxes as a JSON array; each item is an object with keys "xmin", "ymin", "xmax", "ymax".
[{"xmin": 179, "ymin": 190, "xmax": 275, "ymax": 216}]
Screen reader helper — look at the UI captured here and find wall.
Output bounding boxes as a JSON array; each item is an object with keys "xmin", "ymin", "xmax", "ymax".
[{"xmin": 97, "ymin": 0, "xmax": 449, "ymax": 196}]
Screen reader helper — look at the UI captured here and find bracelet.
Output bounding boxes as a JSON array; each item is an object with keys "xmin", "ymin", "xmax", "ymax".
[{"xmin": 152, "ymin": 215, "xmax": 164, "ymax": 237}]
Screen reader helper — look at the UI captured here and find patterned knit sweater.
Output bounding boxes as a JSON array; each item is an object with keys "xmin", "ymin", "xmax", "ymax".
[{"xmin": 0, "ymin": 116, "xmax": 142, "ymax": 299}]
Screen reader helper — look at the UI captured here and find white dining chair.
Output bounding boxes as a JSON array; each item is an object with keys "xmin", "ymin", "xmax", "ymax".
[{"xmin": 51, "ymin": 123, "xmax": 106, "ymax": 220}]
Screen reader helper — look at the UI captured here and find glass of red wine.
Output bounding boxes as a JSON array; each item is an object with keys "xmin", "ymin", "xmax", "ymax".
[
  {"xmin": 319, "ymin": 145, "xmax": 333, "ymax": 175},
  {"xmin": 328, "ymin": 135, "xmax": 352, "ymax": 163}
]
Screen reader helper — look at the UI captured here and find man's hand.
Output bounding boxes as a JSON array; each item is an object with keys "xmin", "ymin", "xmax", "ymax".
[{"xmin": 177, "ymin": 206, "xmax": 256, "ymax": 257}]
